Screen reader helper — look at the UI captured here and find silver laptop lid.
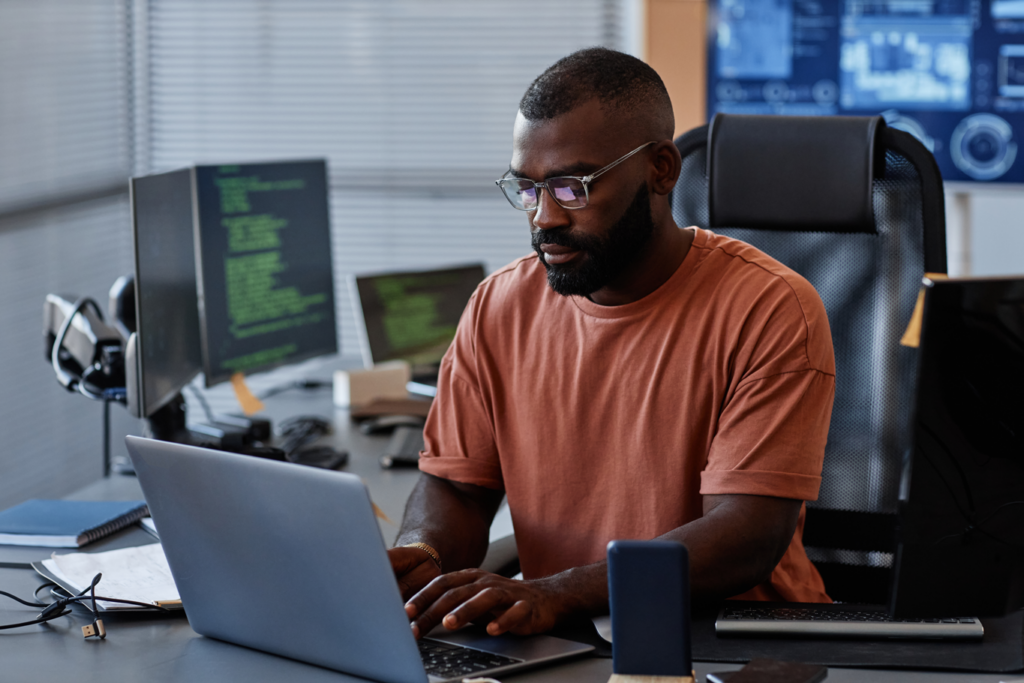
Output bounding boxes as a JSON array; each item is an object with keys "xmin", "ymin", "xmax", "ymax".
[{"xmin": 125, "ymin": 436, "xmax": 427, "ymax": 683}]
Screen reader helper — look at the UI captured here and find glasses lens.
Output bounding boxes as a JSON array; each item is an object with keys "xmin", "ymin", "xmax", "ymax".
[
  {"xmin": 548, "ymin": 177, "xmax": 587, "ymax": 208},
  {"xmin": 500, "ymin": 179, "xmax": 539, "ymax": 210}
]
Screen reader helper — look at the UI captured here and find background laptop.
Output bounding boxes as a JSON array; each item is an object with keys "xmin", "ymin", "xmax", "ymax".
[
  {"xmin": 350, "ymin": 264, "xmax": 486, "ymax": 397},
  {"xmin": 125, "ymin": 436, "xmax": 591, "ymax": 683}
]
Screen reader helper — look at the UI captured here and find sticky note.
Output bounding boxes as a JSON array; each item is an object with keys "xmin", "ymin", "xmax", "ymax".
[
  {"xmin": 230, "ymin": 372, "xmax": 266, "ymax": 415},
  {"xmin": 900, "ymin": 273, "xmax": 948, "ymax": 348},
  {"xmin": 372, "ymin": 502, "xmax": 394, "ymax": 525}
]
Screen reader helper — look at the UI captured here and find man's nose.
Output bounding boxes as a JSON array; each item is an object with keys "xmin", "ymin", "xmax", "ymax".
[{"xmin": 531, "ymin": 186, "xmax": 571, "ymax": 231}]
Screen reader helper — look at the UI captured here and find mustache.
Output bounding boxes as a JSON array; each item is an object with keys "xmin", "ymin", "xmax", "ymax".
[{"xmin": 530, "ymin": 228, "xmax": 595, "ymax": 253}]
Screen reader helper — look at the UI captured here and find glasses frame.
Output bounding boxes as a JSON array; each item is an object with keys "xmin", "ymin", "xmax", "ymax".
[{"xmin": 495, "ymin": 141, "xmax": 657, "ymax": 212}]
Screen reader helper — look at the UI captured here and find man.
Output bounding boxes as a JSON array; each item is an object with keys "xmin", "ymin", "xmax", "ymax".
[{"xmin": 388, "ymin": 47, "xmax": 835, "ymax": 640}]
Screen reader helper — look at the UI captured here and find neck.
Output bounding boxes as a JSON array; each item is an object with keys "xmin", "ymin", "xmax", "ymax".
[{"xmin": 588, "ymin": 221, "xmax": 693, "ymax": 306}]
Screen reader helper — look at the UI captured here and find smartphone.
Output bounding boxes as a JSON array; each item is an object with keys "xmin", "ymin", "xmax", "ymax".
[
  {"xmin": 726, "ymin": 658, "xmax": 827, "ymax": 683},
  {"xmin": 607, "ymin": 539, "xmax": 691, "ymax": 677}
]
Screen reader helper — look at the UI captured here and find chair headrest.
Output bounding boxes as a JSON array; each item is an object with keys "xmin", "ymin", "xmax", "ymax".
[{"xmin": 707, "ymin": 113, "xmax": 886, "ymax": 234}]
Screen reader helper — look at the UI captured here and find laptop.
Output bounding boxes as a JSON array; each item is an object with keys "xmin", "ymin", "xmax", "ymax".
[
  {"xmin": 349, "ymin": 264, "xmax": 486, "ymax": 397},
  {"xmin": 125, "ymin": 435, "xmax": 592, "ymax": 683}
]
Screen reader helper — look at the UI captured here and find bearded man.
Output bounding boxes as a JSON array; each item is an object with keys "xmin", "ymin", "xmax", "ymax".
[{"xmin": 388, "ymin": 47, "xmax": 836, "ymax": 639}]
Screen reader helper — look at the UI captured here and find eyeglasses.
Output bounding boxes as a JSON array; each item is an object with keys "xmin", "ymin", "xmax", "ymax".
[{"xmin": 495, "ymin": 141, "xmax": 657, "ymax": 212}]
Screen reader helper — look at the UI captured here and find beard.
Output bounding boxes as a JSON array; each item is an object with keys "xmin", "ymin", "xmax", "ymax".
[{"xmin": 531, "ymin": 183, "xmax": 656, "ymax": 297}]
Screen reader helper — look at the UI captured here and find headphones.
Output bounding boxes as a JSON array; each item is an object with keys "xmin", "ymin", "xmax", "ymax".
[{"xmin": 50, "ymin": 297, "xmax": 125, "ymax": 402}]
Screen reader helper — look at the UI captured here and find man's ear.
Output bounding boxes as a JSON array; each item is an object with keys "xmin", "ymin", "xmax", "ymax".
[{"xmin": 649, "ymin": 140, "xmax": 682, "ymax": 196}]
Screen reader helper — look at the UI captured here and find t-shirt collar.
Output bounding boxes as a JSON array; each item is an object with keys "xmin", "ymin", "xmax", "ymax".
[{"xmin": 569, "ymin": 227, "xmax": 707, "ymax": 320}]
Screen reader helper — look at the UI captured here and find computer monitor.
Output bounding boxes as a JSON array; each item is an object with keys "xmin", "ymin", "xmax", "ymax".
[
  {"xmin": 192, "ymin": 160, "xmax": 338, "ymax": 387},
  {"xmin": 706, "ymin": 0, "xmax": 1023, "ymax": 184},
  {"xmin": 126, "ymin": 168, "xmax": 204, "ymax": 424},
  {"xmin": 350, "ymin": 264, "xmax": 486, "ymax": 375},
  {"xmin": 892, "ymin": 276, "xmax": 1024, "ymax": 617}
]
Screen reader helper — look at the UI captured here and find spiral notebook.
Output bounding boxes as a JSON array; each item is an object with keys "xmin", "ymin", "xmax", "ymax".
[{"xmin": 0, "ymin": 499, "xmax": 148, "ymax": 547}]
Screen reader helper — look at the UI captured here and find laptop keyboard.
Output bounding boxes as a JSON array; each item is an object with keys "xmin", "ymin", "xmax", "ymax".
[
  {"xmin": 717, "ymin": 605, "xmax": 984, "ymax": 640},
  {"xmin": 418, "ymin": 637, "xmax": 522, "ymax": 679}
]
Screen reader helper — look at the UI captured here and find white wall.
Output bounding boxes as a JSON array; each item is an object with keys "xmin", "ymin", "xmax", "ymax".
[{"xmin": 945, "ymin": 188, "xmax": 1024, "ymax": 277}]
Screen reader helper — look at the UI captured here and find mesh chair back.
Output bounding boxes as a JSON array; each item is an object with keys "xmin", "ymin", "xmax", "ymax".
[{"xmin": 672, "ymin": 120, "xmax": 947, "ymax": 603}]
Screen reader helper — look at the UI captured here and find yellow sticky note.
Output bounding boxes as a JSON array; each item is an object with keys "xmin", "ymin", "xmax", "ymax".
[
  {"xmin": 900, "ymin": 273, "xmax": 949, "ymax": 348},
  {"xmin": 360, "ymin": 478, "xmax": 395, "ymax": 524},
  {"xmin": 230, "ymin": 372, "xmax": 266, "ymax": 416},
  {"xmin": 372, "ymin": 502, "xmax": 395, "ymax": 526}
]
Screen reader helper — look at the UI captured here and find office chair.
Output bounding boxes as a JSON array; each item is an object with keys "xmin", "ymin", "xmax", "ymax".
[{"xmin": 671, "ymin": 114, "xmax": 947, "ymax": 604}]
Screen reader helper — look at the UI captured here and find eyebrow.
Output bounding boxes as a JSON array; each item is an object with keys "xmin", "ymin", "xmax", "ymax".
[{"xmin": 507, "ymin": 161, "xmax": 601, "ymax": 180}]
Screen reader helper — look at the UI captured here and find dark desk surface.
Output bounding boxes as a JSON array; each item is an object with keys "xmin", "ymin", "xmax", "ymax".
[{"xmin": 0, "ymin": 392, "xmax": 1014, "ymax": 682}]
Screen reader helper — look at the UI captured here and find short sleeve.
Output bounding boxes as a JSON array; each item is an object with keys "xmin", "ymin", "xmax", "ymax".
[
  {"xmin": 700, "ymin": 368, "xmax": 834, "ymax": 500},
  {"xmin": 418, "ymin": 296, "xmax": 504, "ymax": 491},
  {"xmin": 699, "ymin": 267, "xmax": 836, "ymax": 501}
]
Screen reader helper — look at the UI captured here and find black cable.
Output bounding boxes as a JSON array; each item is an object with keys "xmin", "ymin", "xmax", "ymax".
[
  {"xmin": 35, "ymin": 583, "xmax": 57, "ymax": 600},
  {"xmin": 48, "ymin": 585, "xmax": 171, "ymax": 612},
  {"xmin": 0, "ymin": 572, "xmax": 175, "ymax": 633},
  {"xmin": 103, "ymin": 397, "xmax": 112, "ymax": 478},
  {"xmin": 88, "ymin": 573, "xmax": 99, "ymax": 614},
  {"xmin": 185, "ymin": 383, "xmax": 216, "ymax": 424},
  {"xmin": 0, "ymin": 584, "xmax": 69, "ymax": 631},
  {"xmin": 0, "ymin": 590, "xmax": 47, "ymax": 608},
  {"xmin": 0, "ymin": 612, "xmax": 71, "ymax": 630}
]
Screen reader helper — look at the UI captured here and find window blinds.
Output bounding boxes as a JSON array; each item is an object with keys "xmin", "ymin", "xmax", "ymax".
[
  {"xmin": 0, "ymin": 0, "xmax": 642, "ymax": 508},
  {"xmin": 0, "ymin": 0, "xmax": 131, "ymax": 215},
  {"xmin": 143, "ymin": 0, "xmax": 638, "ymax": 359},
  {"xmin": 0, "ymin": 1, "xmax": 133, "ymax": 507}
]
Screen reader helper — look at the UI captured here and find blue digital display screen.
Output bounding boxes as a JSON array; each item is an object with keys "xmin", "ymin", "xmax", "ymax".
[{"xmin": 707, "ymin": 0, "xmax": 1024, "ymax": 183}]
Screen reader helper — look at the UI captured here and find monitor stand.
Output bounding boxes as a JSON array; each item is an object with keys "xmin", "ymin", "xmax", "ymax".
[
  {"xmin": 112, "ymin": 393, "xmax": 191, "ymax": 475},
  {"xmin": 143, "ymin": 393, "xmax": 191, "ymax": 443}
]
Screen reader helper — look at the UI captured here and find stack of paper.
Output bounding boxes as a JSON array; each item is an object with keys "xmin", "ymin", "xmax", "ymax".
[{"xmin": 39, "ymin": 542, "xmax": 181, "ymax": 611}]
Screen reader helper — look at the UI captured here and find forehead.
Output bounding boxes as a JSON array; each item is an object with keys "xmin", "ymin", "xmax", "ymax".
[{"xmin": 510, "ymin": 99, "xmax": 632, "ymax": 178}]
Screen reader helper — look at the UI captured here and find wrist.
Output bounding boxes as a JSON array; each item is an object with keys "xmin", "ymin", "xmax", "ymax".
[
  {"xmin": 534, "ymin": 563, "xmax": 608, "ymax": 621},
  {"xmin": 402, "ymin": 542, "xmax": 442, "ymax": 573}
]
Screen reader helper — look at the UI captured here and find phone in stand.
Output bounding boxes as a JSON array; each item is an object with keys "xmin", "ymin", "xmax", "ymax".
[{"xmin": 607, "ymin": 539, "xmax": 691, "ymax": 677}]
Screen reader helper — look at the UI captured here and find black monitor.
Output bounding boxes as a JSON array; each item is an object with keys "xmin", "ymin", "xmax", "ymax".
[
  {"xmin": 126, "ymin": 169, "xmax": 204, "ymax": 424},
  {"xmin": 192, "ymin": 160, "xmax": 338, "ymax": 387},
  {"xmin": 706, "ymin": 0, "xmax": 1023, "ymax": 184},
  {"xmin": 892, "ymin": 276, "xmax": 1024, "ymax": 617},
  {"xmin": 350, "ymin": 264, "xmax": 486, "ymax": 374}
]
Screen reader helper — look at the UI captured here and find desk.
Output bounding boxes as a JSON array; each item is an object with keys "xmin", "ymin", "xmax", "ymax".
[{"xmin": 0, "ymin": 395, "xmax": 1015, "ymax": 682}]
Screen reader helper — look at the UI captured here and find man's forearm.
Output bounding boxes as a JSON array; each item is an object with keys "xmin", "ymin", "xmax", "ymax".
[
  {"xmin": 523, "ymin": 496, "xmax": 796, "ymax": 619},
  {"xmin": 394, "ymin": 472, "xmax": 503, "ymax": 572},
  {"xmin": 521, "ymin": 494, "xmax": 801, "ymax": 623},
  {"xmin": 399, "ymin": 492, "xmax": 804, "ymax": 637}
]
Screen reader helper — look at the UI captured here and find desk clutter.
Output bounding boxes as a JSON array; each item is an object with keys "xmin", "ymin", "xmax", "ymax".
[{"xmin": 34, "ymin": 542, "xmax": 180, "ymax": 611}]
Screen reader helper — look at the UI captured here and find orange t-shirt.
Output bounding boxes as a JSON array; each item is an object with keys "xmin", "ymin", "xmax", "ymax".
[{"xmin": 419, "ymin": 228, "xmax": 835, "ymax": 603}]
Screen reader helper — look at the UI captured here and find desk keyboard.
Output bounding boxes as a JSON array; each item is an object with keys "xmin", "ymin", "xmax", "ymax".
[
  {"xmin": 418, "ymin": 637, "xmax": 522, "ymax": 680},
  {"xmin": 717, "ymin": 604, "xmax": 985, "ymax": 640}
]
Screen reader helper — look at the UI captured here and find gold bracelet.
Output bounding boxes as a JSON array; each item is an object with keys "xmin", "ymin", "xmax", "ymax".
[{"xmin": 402, "ymin": 542, "xmax": 442, "ymax": 572}]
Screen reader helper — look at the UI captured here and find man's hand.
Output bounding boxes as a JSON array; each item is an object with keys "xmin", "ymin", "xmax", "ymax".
[
  {"xmin": 389, "ymin": 546, "xmax": 442, "ymax": 601},
  {"xmin": 404, "ymin": 569, "xmax": 570, "ymax": 639}
]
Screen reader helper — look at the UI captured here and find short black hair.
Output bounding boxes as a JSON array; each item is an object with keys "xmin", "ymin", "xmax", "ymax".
[{"xmin": 519, "ymin": 47, "xmax": 674, "ymax": 138}]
